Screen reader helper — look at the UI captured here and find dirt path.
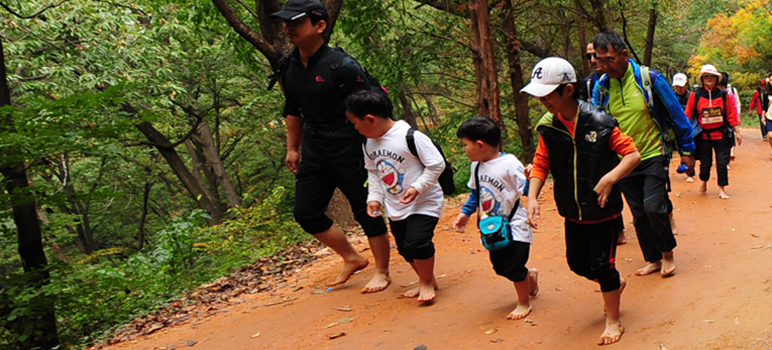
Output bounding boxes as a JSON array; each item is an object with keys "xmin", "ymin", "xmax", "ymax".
[{"xmin": 102, "ymin": 128, "xmax": 772, "ymax": 350}]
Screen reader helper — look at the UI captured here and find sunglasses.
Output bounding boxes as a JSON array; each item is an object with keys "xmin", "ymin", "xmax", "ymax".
[{"xmin": 585, "ymin": 53, "xmax": 594, "ymax": 60}]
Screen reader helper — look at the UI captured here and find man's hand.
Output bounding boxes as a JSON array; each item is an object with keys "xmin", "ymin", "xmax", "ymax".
[
  {"xmin": 594, "ymin": 175, "xmax": 614, "ymax": 208},
  {"xmin": 735, "ymin": 128, "xmax": 743, "ymax": 146},
  {"xmin": 399, "ymin": 187, "xmax": 419, "ymax": 204},
  {"xmin": 527, "ymin": 199, "xmax": 541, "ymax": 229},
  {"xmin": 367, "ymin": 201, "xmax": 383, "ymax": 217},
  {"xmin": 285, "ymin": 149, "xmax": 300, "ymax": 175},
  {"xmin": 453, "ymin": 213, "xmax": 470, "ymax": 232}
]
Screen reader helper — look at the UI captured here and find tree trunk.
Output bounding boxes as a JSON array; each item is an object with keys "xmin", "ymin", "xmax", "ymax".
[
  {"xmin": 133, "ymin": 120, "xmax": 223, "ymax": 224},
  {"xmin": 502, "ymin": 0, "xmax": 534, "ymax": 161},
  {"xmin": 644, "ymin": 4, "xmax": 657, "ymax": 67},
  {"xmin": 588, "ymin": 0, "xmax": 608, "ymax": 31},
  {"xmin": 399, "ymin": 93, "xmax": 417, "ymax": 128},
  {"xmin": 138, "ymin": 182, "xmax": 152, "ymax": 251},
  {"xmin": 469, "ymin": 0, "xmax": 501, "ymax": 124},
  {"xmin": 198, "ymin": 118, "xmax": 240, "ymax": 207},
  {"xmin": 0, "ymin": 36, "xmax": 59, "ymax": 350},
  {"xmin": 576, "ymin": 0, "xmax": 589, "ymax": 76}
]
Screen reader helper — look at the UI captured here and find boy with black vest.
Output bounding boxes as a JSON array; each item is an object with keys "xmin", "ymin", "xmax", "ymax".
[{"xmin": 522, "ymin": 57, "xmax": 641, "ymax": 346}]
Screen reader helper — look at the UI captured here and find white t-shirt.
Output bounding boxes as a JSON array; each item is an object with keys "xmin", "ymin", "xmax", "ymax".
[
  {"xmin": 466, "ymin": 154, "xmax": 533, "ymax": 244},
  {"xmin": 364, "ymin": 120, "xmax": 445, "ymax": 221}
]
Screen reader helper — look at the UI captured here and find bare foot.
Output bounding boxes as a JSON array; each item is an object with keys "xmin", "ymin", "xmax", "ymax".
[
  {"xmin": 718, "ymin": 187, "xmax": 730, "ymax": 199},
  {"xmin": 506, "ymin": 302, "xmax": 532, "ymax": 320},
  {"xmin": 360, "ymin": 272, "xmax": 391, "ymax": 294},
  {"xmin": 661, "ymin": 252, "xmax": 676, "ymax": 277},
  {"xmin": 598, "ymin": 320, "xmax": 624, "ymax": 345},
  {"xmin": 328, "ymin": 258, "xmax": 368, "ymax": 286},
  {"xmin": 528, "ymin": 268, "xmax": 539, "ymax": 298},
  {"xmin": 699, "ymin": 182, "xmax": 707, "ymax": 194},
  {"xmin": 685, "ymin": 176, "xmax": 694, "ymax": 183},
  {"xmin": 635, "ymin": 261, "xmax": 662, "ymax": 276},
  {"xmin": 403, "ymin": 279, "xmax": 438, "ymax": 298},
  {"xmin": 617, "ymin": 231, "xmax": 627, "ymax": 245},
  {"xmin": 417, "ymin": 282, "xmax": 436, "ymax": 302}
]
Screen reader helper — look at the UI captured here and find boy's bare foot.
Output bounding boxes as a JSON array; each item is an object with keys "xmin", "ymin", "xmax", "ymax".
[
  {"xmin": 403, "ymin": 279, "xmax": 438, "ymax": 298},
  {"xmin": 506, "ymin": 302, "xmax": 532, "ymax": 320},
  {"xmin": 700, "ymin": 182, "xmax": 707, "ymax": 194},
  {"xmin": 661, "ymin": 251, "xmax": 676, "ymax": 277},
  {"xmin": 598, "ymin": 320, "xmax": 624, "ymax": 345},
  {"xmin": 328, "ymin": 258, "xmax": 369, "ymax": 286},
  {"xmin": 718, "ymin": 187, "xmax": 730, "ymax": 199},
  {"xmin": 361, "ymin": 272, "xmax": 391, "ymax": 294},
  {"xmin": 417, "ymin": 282, "xmax": 436, "ymax": 302},
  {"xmin": 685, "ymin": 176, "xmax": 694, "ymax": 183},
  {"xmin": 635, "ymin": 261, "xmax": 662, "ymax": 276},
  {"xmin": 528, "ymin": 268, "xmax": 539, "ymax": 297}
]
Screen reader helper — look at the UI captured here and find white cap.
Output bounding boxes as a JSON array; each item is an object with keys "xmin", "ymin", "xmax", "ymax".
[
  {"xmin": 697, "ymin": 64, "xmax": 722, "ymax": 83},
  {"xmin": 520, "ymin": 57, "xmax": 577, "ymax": 97},
  {"xmin": 672, "ymin": 73, "xmax": 688, "ymax": 87}
]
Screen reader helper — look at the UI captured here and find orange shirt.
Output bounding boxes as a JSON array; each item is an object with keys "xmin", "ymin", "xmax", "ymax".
[{"xmin": 531, "ymin": 112, "xmax": 637, "ymax": 183}]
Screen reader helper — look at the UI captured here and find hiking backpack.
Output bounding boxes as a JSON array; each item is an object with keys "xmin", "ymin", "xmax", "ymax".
[
  {"xmin": 406, "ymin": 128, "xmax": 456, "ymax": 195},
  {"xmin": 268, "ymin": 47, "xmax": 388, "ymax": 101},
  {"xmin": 690, "ymin": 88, "xmax": 730, "ymax": 140}
]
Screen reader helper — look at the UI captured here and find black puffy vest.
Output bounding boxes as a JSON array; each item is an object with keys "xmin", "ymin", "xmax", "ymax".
[{"xmin": 537, "ymin": 100, "xmax": 623, "ymax": 221}]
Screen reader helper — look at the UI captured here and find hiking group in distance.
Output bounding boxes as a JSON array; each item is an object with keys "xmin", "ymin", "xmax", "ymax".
[{"xmin": 270, "ymin": 0, "xmax": 765, "ymax": 346}]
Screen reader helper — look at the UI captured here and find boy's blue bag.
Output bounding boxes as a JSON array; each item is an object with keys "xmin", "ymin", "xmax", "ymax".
[{"xmin": 474, "ymin": 162, "xmax": 520, "ymax": 251}]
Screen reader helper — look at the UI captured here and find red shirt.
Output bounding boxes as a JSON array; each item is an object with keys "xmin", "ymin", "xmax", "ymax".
[{"xmin": 684, "ymin": 87, "xmax": 739, "ymax": 140}]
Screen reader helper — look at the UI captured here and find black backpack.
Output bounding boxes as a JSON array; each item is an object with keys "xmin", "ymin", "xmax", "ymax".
[
  {"xmin": 268, "ymin": 47, "xmax": 388, "ymax": 101},
  {"xmin": 406, "ymin": 128, "xmax": 456, "ymax": 195}
]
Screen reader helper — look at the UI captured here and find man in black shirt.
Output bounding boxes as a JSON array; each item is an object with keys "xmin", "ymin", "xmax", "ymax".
[{"xmin": 271, "ymin": 0, "xmax": 391, "ymax": 293}]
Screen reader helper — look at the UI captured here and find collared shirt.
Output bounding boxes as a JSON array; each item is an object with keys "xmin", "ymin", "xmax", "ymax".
[
  {"xmin": 282, "ymin": 44, "xmax": 372, "ymax": 162},
  {"xmin": 605, "ymin": 64, "xmax": 662, "ymax": 161}
]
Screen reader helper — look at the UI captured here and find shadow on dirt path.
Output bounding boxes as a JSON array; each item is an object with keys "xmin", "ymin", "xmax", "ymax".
[{"xmin": 97, "ymin": 128, "xmax": 772, "ymax": 350}]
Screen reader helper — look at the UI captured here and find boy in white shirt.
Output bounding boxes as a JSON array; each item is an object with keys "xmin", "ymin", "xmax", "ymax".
[
  {"xmin": 344, "ymin": 90, "xmax": 445, "ymax": 302},
  {"xmin": 452, "ymin": 116, "xmax": 539, "ymax": 320}
]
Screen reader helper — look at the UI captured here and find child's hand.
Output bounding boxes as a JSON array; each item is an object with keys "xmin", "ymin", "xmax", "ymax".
[
  {"xmin": 594, "ymin": 175, "xmax": 614, "ymax": 208},
  {"xmin": 524, "ymin": 164, "xmax": 533, "ymax": 179},
  {"xmin": 527, "ymin": 199, "xmax": 540, "ymax": 229},
  {"xmin": 453, "ymin": 213, "xmax": 469, "ymax": 232},
  {"xmin": 399, "ymin": 187, "xmax": 419, "ymax": 204},
  {"xmin": 367, "ymin": 201, "xmax": 383, "ymax": 217}
]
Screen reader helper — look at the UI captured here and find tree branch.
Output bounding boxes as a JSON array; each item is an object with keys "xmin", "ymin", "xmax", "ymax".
[
  {"xmin": 93, "ymin": 0, "xmax": 150, "ymax": 17},
  {"xmin": 0, "ymin": 0, "xmax": 71, "ymax": 19}
]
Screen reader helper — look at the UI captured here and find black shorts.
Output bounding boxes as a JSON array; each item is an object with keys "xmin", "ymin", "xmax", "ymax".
[
  {"xmin": 489, "ymin": 241, "xmax": 530, "ymax": 283},
  {"xmin": 293, "ymin": 158, "xmax": 387, "ymax": 237},
  {"xmin": 388, "ymin": 214, "xmax": 438, "ymax": 262},
  {"xmin": 564, "ymin": 217, "xmax": 621, "ymax": 292}
]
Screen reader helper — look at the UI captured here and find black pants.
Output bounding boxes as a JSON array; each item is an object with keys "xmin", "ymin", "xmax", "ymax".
[
  {"xmin": 619, "ymin": 156, "xmax": 677, "ymax": 263},
  {"xmin": 564, "ymin": 217, "xmax": 622, "ymax": 292},
  {"xmin": 698, "ymin": 137, "xmax": 732, "ymax": 187},
  {"xmin": 293, "ymin": 158, "xmax": 388, "ymax": 237},
  {"xmin": 759, "ymin": 113, "xmax": 768, "ymax": 137},
  {"xmin": 389, "ymin": 214, "xmax": 438, "ymax": 262}
]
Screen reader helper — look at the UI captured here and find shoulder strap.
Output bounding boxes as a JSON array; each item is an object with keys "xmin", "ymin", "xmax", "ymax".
[
  {"xmin": 406, "ymin": 128, "xmax": 420, "ymax": 162},
  {"xmin": 267, "ymin": 52, "xmax": 293, "ymax": 91},
  {"xmin": 473, "ymin": 161, "xmax": 520, "ymax": 225},
  {"xmin": 641, "ymin": 66, "xmax": 654, "ymax": 111}
]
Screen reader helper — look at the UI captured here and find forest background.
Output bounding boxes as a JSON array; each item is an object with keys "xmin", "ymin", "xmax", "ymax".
[{"xmin": 0, "ymin": 0, "xmax": 769, "ymax": 349}]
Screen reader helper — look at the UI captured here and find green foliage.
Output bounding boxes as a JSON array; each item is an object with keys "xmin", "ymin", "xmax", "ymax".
[{"xmin": 0, "ymin": 187, "xmax": 306, "ymax": 348}]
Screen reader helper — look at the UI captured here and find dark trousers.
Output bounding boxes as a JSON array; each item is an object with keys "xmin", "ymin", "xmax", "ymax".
[
  {"xmin": 759, "ymin": 113, "xmax": 768, "ymax": 137},
  {"xmin": 294, "ymin": 158, "xmax": 388, "ymax": 237},
  {"xmin": 564, "ymin": 217, "xmax": 621, "ymax": 292},
  {"xmin": 698, "ymin": 137, "xmax": 732, "ymax": 187},
  {"xmin": 618, "ymin": 156, "xmax": 677, "ymax": 263}
]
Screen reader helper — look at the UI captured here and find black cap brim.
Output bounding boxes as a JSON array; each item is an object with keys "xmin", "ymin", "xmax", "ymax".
[{"xmin": 269, "ymin": 10, "xmax": 308, "ymax": 20}]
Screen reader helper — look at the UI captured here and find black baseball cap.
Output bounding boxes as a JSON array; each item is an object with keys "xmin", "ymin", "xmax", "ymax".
[{"xmin": 270, "ymin": 0, "xmax": 328, "ymax": 21}]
